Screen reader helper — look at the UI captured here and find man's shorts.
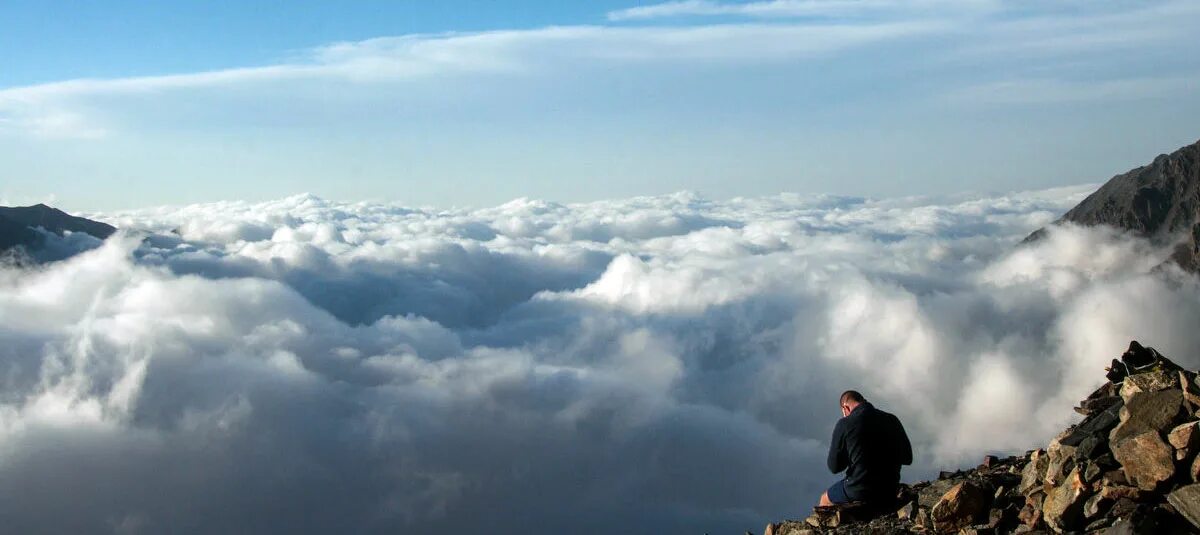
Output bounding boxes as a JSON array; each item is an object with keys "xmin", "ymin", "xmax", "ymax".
[{"xmin": 826, "ymin": 479, "xmax": 851, "ymax": 504}]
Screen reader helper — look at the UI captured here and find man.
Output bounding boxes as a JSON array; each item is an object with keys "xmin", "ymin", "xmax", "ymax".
[{"xmin": 819, "ymin": 390, "xmax": 912, "ymax": 507}]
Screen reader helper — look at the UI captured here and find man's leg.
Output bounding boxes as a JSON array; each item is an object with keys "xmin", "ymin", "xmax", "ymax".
[{"xmin": 823, "ymin": 479, "xmax": 851, "ymax": 506}]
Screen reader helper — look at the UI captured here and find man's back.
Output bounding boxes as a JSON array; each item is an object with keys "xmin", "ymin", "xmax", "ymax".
[{"xmin": 827, "ymin": 401, "xmax": 912, "ymax": 502}]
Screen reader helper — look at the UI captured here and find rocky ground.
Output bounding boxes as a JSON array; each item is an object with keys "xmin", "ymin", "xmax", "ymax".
[{"xmin": 762, "ymin": 341, "xmax": 1200, "ymax": 534}]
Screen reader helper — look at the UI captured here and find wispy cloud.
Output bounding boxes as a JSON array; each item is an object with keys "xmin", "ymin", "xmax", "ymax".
[
  {"xmin": 607, "ymin": 0, "xmax": 997, "ymax": 21},
  {"xmin": 0, "ymin": 22, "xmax": 939, "ymax": 139},
  {"xmin": 950, "ymin": 75, "xmax": 1200, "ymax": 105}
]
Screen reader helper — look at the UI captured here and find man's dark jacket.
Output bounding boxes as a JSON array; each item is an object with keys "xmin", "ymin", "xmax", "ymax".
[{"xmin": 827, "ymin": 401, "xmax": 912, "ymax": 502}]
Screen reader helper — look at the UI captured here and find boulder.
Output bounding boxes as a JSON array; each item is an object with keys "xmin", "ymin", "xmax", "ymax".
[
  {"xmin": 931, "ymin": 481, "xmax": 989, "ymax": 533},
  {"xmin": 1060, "ymin": 401, "xmax": 1123, "ymax": 447},
  {"xmin": 1109, "ymin": 389, "xmax": 1183, "ymax": 444},
  {"xmin": 918, "ymin": 478, "xmax": 958, "ymax": 509},
  {"xmin": 1179, "ymin": 370, "xmax": 1200, "ymax": 409},
  {"xmin": 1019, "ymin": 449, "xmax": 1048, "ymax": 495},
  {"xmin": 1083, "ymin": 492, "xmax": 1110, "ymax": 521},
  {"xmin": 1192, "ymin": 452, "xmax": 1200, "ymax": 482},
  {"xmin": 1167, "ymin": 484, "xmax": 1200, "ymax": 531},
  {"xmin": 1042, "ymin": 467, "xmax": 1091, "ymax": 533},
  {"xmin": 1044, "ymin": 439, "xmax": 1077, "ymax": 486},
  {"xmin": 1168, "ymin": 421, "xmax": 1200, "ymax": 460},
  {"xmin": 1111, "ymin": 429, "xmax": 1175, "ymax": 491},
  {"xmin": 1119, "ymin": 369, "xmax": 1179, "ymax": 401},
  {"xmin": 1076, "ymin": 434, "xmax": 1109, "ymax": 460},
  {"xmin": 1017, "ymin": 492, "xmax": 1044, "ymax": 530}
]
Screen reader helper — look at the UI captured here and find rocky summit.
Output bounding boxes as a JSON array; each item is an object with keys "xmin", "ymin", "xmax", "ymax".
[
  {"xmin": 1026, "ymin": 139, "xmax": 1200, "ymax": 272},
  {"xmin": 762, "ymin": 341, "xmax": 1200, "ymax": 534}
]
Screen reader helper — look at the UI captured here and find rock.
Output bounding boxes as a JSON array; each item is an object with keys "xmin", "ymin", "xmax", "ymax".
[
  {"xmin": 1017, "ymin": 490, "xmax": 1046, "ymax": 530},
  {"xmin": 932, "ymin": 481, "xmax": 989, "ymax": 533},
  {"xmin": 1119, "ymin": 369, "xmax": 1179, "ymax": 401},
  {"xmin": 1098, "ymin": 484, "xmax": 1148, "ymax": 502},
  {"xmin": 918, "ymin": 478, "xmax": 957, "ymax": 509},
  {"xmin": 896, "ymin": 500, "xmax": 914, "ymax": 520},
  {"xmin": 1102, "ymin": 516, "xmax": 1136, "ymax": 534},
  {"xmin": 1082, "ymin": 462, "xmax": 1103, "ymax": 484},
  {"xmin": 1167, "ymin": 484, "xmax": 1200, "ymax": 530},
  {"xmin": 1109, "ymin": 389, "xmax": 1183, "ymax": 444},
  {"xmin": 1042, "ymin": 467, "xmax": 1091, "ymax": 533},
  {"xmin": 1060, "ymin": 401, "xmax": 1123, "ymax": 447},
  {"xmin": 1191, "ymin": 452, "xmax": 1200, "ymax": 481},
  {"xmin": 1083, "ymin": 492, "xmax": 1110, "ymax": 520},
  {"xmin": 1076, "ymin": 434, "xmax": 1109, "ymax": 461},
  {"xmin": 1019, "ymin": 449, "xmax": 1048, "ymax": 495},
  {"xmin": 1077, "ymin": 395, "xmax": 1121, "ymax": 417},
  {"xmin": 1168, "ymin": 421, "xmax": 1200, "ymax": 460},
  {"xmin": 1111, "ymin": 429, "xmax": 1175, "ymax": 491},
  {"xmin": 1107, "ymin": 497, "xmax": 1138, "ymax": 519},
  {"xmin": 1045, "ymin": 439, "xmax": 1077, "ymax": 486},
  {"xmin": 768, "ymin": 522, "xmax": 814, "ymax": 535},
  {"xmin": 981, "ymin": 455, "xmax": 999, "ymax": 468},
  {"xmin": 1179, "ymin": 371, "xmax": 1200, "ymax": 410}
]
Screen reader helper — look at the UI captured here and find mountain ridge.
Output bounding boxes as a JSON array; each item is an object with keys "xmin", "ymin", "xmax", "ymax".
[
  {"xmin": 0, "ymin": 204, "xmax": 116, "ymax": 257},
  {"xmin": 1026, "ymin": 139, "xmax": 1200, "ymax": 272}
]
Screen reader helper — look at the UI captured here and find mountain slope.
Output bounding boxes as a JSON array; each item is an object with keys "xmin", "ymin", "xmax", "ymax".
[
  {"xmin": 0, "ymin": 204, "xmax": 116, "ymax": 239},
  {"xmin": 0, "ymin": 204, "xmax": 117, "ymax": 259},
  {"xmin": 1027, "ymin": 139, "xmax": 1200, "ymax": 271}
]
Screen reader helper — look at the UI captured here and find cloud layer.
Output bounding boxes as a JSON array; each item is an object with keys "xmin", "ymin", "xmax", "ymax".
[{"xmin": 3, "ymin": 186, "xmax": 1200, "ymax": 533}]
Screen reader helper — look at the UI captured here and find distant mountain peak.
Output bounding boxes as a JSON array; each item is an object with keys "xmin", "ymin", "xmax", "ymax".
[
  {"xmin": 0, "ymin": 203, "xmax": 117, "ymax": 258},
  {"xmin": 1027, "ymin": 138, "xmax": 1200, "ymax": 272}
]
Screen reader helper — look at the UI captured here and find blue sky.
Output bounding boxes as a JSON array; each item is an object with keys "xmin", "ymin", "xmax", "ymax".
[{"xmin": 2, "ymin": 0, "xmax": 1199, "ymax": 210}]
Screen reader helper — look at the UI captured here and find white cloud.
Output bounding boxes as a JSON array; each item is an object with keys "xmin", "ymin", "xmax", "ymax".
[
  {"xmin": 0, "ymin": 22, "xmax": 936, "ymax": 140},
  {"xmin": 607, "ymin": 0, "xmax": 997, "ymax": 21},
  {"xmin": 949, "ymin": 75, "xmax": 1200, "ymax": 105},
  {"xmin": 2, "ymin": 185, "xmax": 1197, "ymax": 532}
]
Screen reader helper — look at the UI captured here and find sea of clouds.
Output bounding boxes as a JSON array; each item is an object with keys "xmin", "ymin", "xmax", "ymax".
[{"xmin": 2, "ymin": 186, "xmax": 1200, "ymax": 534}]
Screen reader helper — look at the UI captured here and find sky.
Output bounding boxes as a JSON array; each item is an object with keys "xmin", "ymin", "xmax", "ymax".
[{"xmin": 1, "ymin": 0, "xmax": 1199, "ymax": 210}]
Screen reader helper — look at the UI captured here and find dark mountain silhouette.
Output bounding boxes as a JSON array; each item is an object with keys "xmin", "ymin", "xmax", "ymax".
[
  {"xmin": 0, "ymin": 214, "xmax": 41, "ymax": 251},
  {"xmin": 0, "ymin": 204, "xmax": 116, "ymax": 239},
  {"xmin": 1026, "ymin": 139, "xmax": 1200, "ymax": 272},
  {"xmin": 0, "ymin": 204, "xmax": 116, "ymax": 255}
]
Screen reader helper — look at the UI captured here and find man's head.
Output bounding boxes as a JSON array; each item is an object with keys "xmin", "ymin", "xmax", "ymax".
[{"xmin": 839, "ymin": 390, "xmax": 865, "ymax": 417}]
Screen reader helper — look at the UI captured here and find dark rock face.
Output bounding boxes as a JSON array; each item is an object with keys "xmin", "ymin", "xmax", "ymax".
[
  {"xmin": 1026, "ymin": 139, "xmax": 1200, "ymax": 272},
  {"xmin": 761, "ymin": 341, "xmax": 1200, "ymax": 534},
  {"xmin": 0, "ymin": 214, "xmax": 40, "ymax": 251},
  {"xmin": 0, "ymin": 204, "xmax": 116, "ymax": 257},
  {"xmin": 0, "ymin": 204, "xmax": 116, "ymax": 240}
]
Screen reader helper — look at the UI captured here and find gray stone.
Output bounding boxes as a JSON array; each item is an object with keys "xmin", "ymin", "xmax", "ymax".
[
  {"xmin": 1168, "ymin": 421, "xmax": 1200, "ymax": 460},
  {"xmin": 1109, "ymin": 389, "xmax": 1183, "ymax": 444},
  {"xmin": 918, "ymin": 478, "xmax": 957, "ymax": 509},
  {"xmin": 1119, "ymin": 369, "xmax": 1179, "ymax": 401},
  {"xmin": 1019, "ymin": 449, "xmax": 1049, "ymax": 495},
  {"xmin": 1111, "ymin": 429, "xmax": 1175, "ymax": 491},
  {"xmin": 1083, "ymin": 492, "xmax": 1110, "ymax": 521},
  {"xmin": 1045, "ymin": 439, "xmax": 1077, "ymax": 486},
  {"xmin": 1042, "ymin": 467, "xmax": 1091, "ymax": 533},
  {"xmin": 1167, "ymin": 484, "xmax": 1200, "ymax": 530}
]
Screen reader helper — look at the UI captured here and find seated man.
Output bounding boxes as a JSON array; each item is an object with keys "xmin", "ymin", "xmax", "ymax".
[{"xmin": 820, "ymin": 390, "xmax": 912, "ymax": 508}]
